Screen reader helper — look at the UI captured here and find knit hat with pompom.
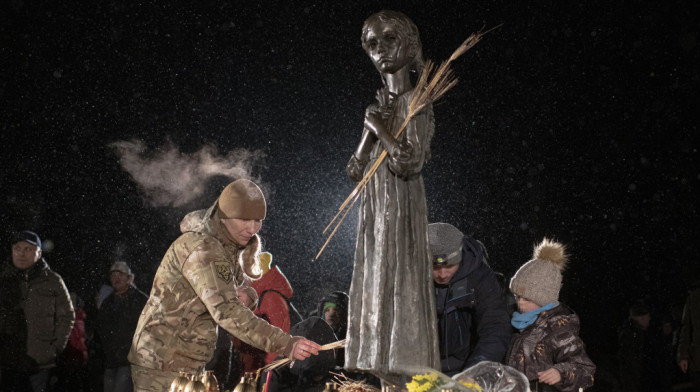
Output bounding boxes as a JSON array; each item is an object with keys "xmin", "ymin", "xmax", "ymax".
[{"xmin": 509, "ymin": 238, "xmax": 568, "ymax": 307}]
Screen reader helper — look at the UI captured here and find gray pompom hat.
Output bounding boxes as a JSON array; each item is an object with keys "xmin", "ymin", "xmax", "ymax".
[{"xmin": 509, "ymin": 238, "xmax": 568, "ymax": 307}]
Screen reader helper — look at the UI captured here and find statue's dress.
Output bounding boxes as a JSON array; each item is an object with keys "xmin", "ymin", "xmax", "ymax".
[{"xmin": 345, "ymin": 87, "xmax": 440, "ymax": 377}]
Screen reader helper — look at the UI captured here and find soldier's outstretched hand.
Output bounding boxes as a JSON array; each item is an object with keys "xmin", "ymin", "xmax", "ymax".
[{"xmin": 285, "ymin": 336, "xmax": 322, "ymax": 361}]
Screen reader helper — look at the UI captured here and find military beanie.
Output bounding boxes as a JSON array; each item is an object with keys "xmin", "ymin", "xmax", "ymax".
[
  {"xmin": 509, "ymin": 238, "xmax": 568, "ymax": 307},
  {"xmin": 217, "ymin": 179, "xmax": 266, "ymax": 220}
]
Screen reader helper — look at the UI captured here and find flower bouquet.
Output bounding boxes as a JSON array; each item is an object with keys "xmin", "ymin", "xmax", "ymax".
[
  {"xmin": 452, "ymin": 362, "xmax": 530, "ymax": 392},
  {"xmin": 403, "ymin": 362, "xmax": 529, "ymax": 392},
  {"xmin": 405, "ymin": 371, "xmax": 481, "ymax": 392}
]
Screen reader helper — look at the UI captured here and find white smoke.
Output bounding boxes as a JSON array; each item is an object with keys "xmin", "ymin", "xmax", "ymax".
[{"xmin": 110, "ymin": 140, "xmax": 265, "ymax": 207}]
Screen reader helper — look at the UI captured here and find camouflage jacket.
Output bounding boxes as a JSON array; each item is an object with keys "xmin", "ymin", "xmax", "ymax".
[
  {"xmin": 128, "ymin": 204, "xmax": 292, "ymax": 373},
  {"xmin": 506, "ymin": 303, "xmax": 595, "ymax": 391}
]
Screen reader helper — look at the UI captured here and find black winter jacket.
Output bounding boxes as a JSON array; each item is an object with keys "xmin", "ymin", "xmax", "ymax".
[
  {"xmin": 434, "ymin": 236, "xmax": 512, "ymax": 376},
  {"xmin": 97, "ymin": 285, "xmax": 148, "ymax": 368},
  {"xmin": 266, "ymin": 317, "xmax": 337, "ymax": 392}
]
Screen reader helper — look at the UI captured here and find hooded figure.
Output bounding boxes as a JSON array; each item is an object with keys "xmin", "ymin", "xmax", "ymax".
[
  {"xmin": 316, "ymin": 291, "xmax": 349, "ymax": 368},
  {"xmin": 317, "ymin": 291, "xmax": 349, "ymax": 340},
  {"xmin": 266, "ymin": 317, "xmax": 338, "ymax": 392}
]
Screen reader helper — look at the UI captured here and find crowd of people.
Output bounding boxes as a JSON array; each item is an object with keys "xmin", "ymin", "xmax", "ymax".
[
  {"xmin": 2, "ymin": 6, "xmax": 698, "ymax": 392},
  {"xmin": 2, "ymin": 205, "xmax": 698, "ymax": 392},
  {"xmin": 616, "ymin": 297, "xmax": 699, "ymax": 392}
]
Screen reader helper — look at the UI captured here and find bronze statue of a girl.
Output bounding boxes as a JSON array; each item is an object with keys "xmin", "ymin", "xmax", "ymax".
[{"xmin": 345, "ymin": 10, "xmax": 440, "ymax": 381}]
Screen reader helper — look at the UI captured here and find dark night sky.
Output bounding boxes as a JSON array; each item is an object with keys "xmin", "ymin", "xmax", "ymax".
[{"xmin": 1, "ymin": 0, "xmax": 698, "ymax": 380}]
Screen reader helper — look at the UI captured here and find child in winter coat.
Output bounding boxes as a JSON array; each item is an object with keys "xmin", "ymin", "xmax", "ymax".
[{"xmin": 505, "ymin": 238, "xmax": 596, "ymax": 392}]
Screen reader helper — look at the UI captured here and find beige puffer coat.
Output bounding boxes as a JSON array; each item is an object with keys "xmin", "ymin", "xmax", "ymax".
[{"xmin": 0, "ymin": 258, "xmax": 75, "ymax": 370}]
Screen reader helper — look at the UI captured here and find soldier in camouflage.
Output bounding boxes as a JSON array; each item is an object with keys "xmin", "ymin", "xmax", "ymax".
[{"xmin": 128, "ymin": 179, "xmax": 321, "ymax": 391}]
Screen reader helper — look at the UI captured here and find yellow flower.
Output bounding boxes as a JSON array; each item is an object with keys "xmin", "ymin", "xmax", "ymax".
[
  {"xmin": 406, "ymin": 372, "xmax": 484, "ymax": 392},
  {"xmin": 406, "ymin": 373, "xmax": 444, "ymax": 392},
  {"xmin": 458, "ymin": 380, "xmax": 483, "ymax": 391}
]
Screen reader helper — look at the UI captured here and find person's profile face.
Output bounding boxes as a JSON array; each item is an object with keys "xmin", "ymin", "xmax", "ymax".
[
  {"xmin": 11, "ymin": 241, "xmax": 41, "ymax": 270},
  {"xmin": 515, "ymin": 296, "xmax": 539, "ymax": 314},
  {"xmin": 220, "ymin": 218, "xmax": 262, "ymax": 246}
]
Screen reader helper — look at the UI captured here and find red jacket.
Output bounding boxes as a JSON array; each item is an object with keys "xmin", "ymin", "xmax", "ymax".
[
  {"xmin": 62, "ymin": 307, "xmax": 88, "ymax": 367},
  {"xmin": 235, "ymin": 266, "xmax": 293, "ymax": 371}
]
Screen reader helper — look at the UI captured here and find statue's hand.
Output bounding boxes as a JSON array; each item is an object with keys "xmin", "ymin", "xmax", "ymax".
[
  {"xmin": 376, "ymin": 89, "xmax": 389, "ymax": 105},
  {"xmin": 379, "ymin": 106, "xmax": 392, "ymax": 121},
  {"xmin": 364, "ymin": 106, "xmax": 384, "ymax": 135},
  {"xmin": 375, "ymin": 89, "xmax": 393, "ymax": 120}
]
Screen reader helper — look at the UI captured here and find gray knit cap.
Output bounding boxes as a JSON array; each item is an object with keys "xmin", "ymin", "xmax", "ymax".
[
  {"xmin": 509, "ymin": 238, "xmax": 568, "ymax": 307},
  {"xmin": 428, "ymin": 223, "xmax": 464, "ymax": 265}
]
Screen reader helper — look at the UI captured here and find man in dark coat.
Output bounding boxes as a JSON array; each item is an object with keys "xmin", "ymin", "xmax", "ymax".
[
  {"xmin": 97, "ymin": 261, "xmax": 148, "ymax": 392},
  {"xmin": 618, "ymin": 302, "xmax": 667, "ymax": 392},
  {"xmin": 0, "ymin": 230, "xmax": 75, "ymax": 392},
  {"xmin": 428, "ymin": 223, "xmax": 512, "ymax": 376}
]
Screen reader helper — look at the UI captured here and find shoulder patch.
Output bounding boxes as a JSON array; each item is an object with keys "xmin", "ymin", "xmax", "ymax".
[{"xmin": 215, "ymin": 261, "xmax": 233, "ymax": 283}]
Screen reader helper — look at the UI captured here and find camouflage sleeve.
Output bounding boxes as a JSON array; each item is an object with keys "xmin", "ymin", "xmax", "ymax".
[
  {"xmin": 181, "ymin": 243, "xmax": 292, "ymax": 355},
  {"xmin": 548, "ymin": 315, "xmax": 596, "ymax": 392}
]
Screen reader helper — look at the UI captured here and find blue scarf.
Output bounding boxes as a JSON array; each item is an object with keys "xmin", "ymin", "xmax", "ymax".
[{"xmin": 511, "ymin": 302, "xmax": 558, "ymax": 331}]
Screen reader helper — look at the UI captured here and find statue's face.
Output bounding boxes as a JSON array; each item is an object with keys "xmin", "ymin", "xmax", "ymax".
[{"xmin": 363, "ymin": 20, "xmax": 411, "ymax": 74}]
